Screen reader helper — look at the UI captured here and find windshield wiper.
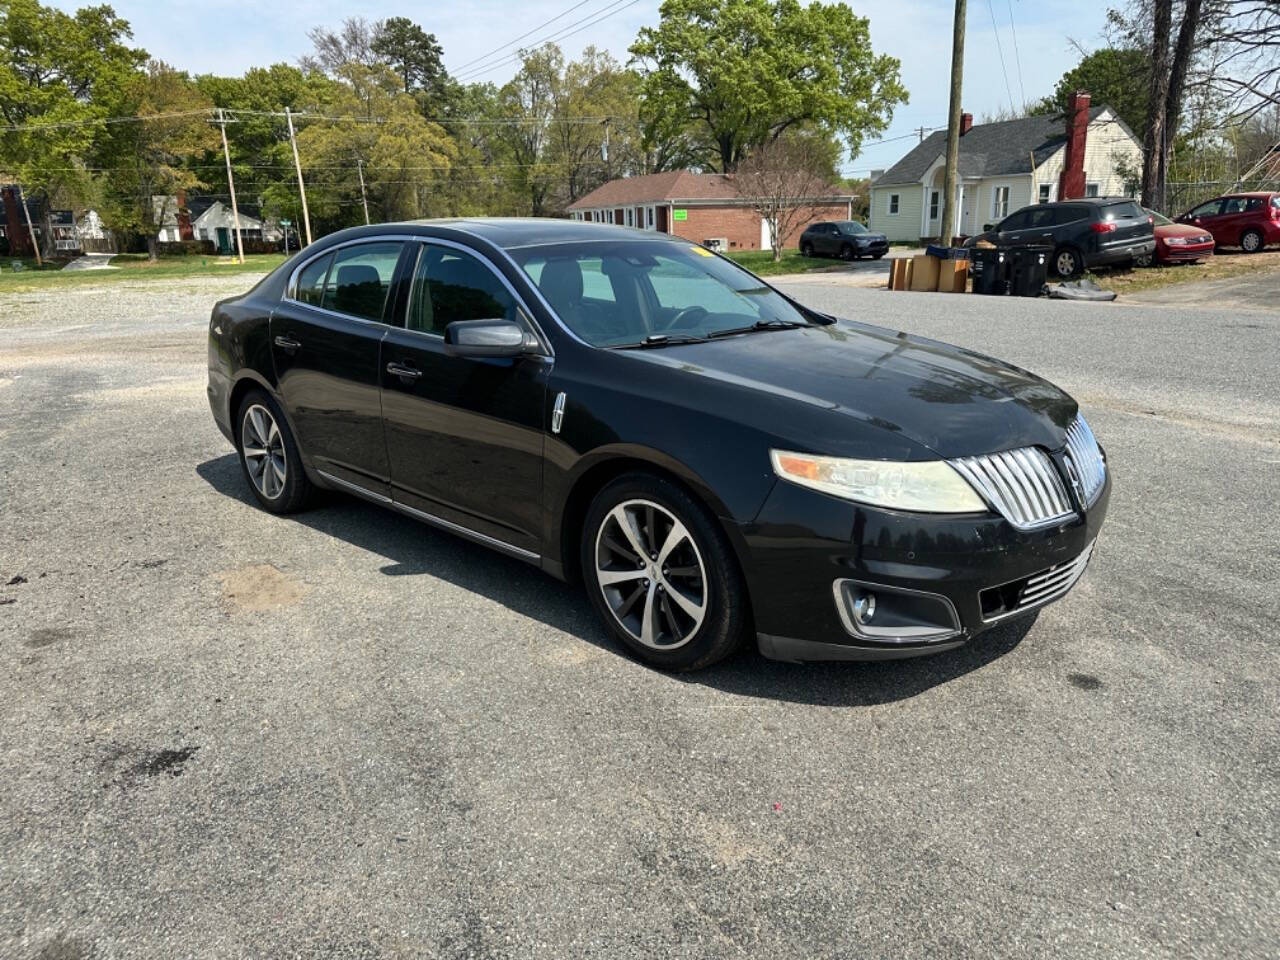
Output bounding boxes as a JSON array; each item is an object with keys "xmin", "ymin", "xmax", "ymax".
[
  {"xmin": 706, "ymin": 319, "xmax": 806, "ymax": 338},
  {"xmin": 613, "ymin": 332, "xmax": 710, "ymax": 349}
]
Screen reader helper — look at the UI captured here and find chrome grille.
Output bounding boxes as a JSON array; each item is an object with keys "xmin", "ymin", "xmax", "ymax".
[
  {"xmin": 1063, "ymin": 415, "xmax": 1106, "ymax": 506},
  {"xmin": 950, "ymin": 446, "xmax": 1074, "ymax": 531},
  {"xmin": 982, "ymin": 541, "xmax": 1095, "ymax": 622}
]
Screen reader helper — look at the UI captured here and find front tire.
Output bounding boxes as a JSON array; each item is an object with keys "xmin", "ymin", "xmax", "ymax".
[
  {"xmin": 1241, "ymin": 229, "xmax": 1263, "ymax": 253},
  {"xmin": 839, "ymin": 244, "xmax": 855, "ymax": 261},
  {"xmin": 581, "ymin": 473, "xmax": 749, "ymax": 671},
  {"xmin": 235, "ymin": 389, "xmax": 312, "ymax": 514},
  {"xmin": 800, "ymin": 242, "xmax": 814, "ymax": 258}
]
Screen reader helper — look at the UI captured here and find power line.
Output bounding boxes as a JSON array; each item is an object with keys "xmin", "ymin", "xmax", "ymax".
[
  {"xmin": 986, "ymin": 0, "xmax": 1016, "ymax": 114},
  {"xmin": 453, "ymin": 0, "xmax": 645, "ymax": 82},
  {"xmin": 451, "ymin": 0, "xmax": 600, "ymax": 73},
  {"xmin": 1006, "ymin": 0, "xmax": 1026, "ymax": 109}
]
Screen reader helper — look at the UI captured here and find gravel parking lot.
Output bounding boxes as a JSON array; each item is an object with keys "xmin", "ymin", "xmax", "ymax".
[{"xmin": 2, "ymin": 272, "xmax": 1277, "ymax": 959}]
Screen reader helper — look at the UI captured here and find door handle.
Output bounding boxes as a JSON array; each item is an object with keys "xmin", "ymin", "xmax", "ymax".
[
  {"xmin": 274, "ymin": 335, "xmax": 301, "ymax": 353},
  {"xmin": 386, "ymin": 361, "xmax": 423, "ymax": 382}
]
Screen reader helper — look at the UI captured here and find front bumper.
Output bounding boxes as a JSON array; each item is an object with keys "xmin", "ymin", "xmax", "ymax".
[{"xmin": 741, "ymin": 469, "xmax": 1110, "ymax": 662}]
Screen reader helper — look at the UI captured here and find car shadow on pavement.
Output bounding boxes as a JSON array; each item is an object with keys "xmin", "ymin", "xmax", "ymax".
[{"xmin": 196, "ymin": 453, "xmax": 1031, "ymax": 707}]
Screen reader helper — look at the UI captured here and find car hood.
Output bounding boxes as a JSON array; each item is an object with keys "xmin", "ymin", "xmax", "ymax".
[
  {"xmin": 849, "ymin": 232, "xmax": 887, "ymax": 242},
  {"xmin": 1156, "ymin": 223, "xmax": 1212, "ymax": 240},
  {"xmin": 627, "ymin": 321, "xmax": 1077, "ymax": 459}
]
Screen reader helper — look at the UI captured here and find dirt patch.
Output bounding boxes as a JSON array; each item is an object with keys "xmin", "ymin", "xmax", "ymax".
[
  {"xmin": 26, "ymin": 627, "xmax": 75, "ymax": 649},
  {"xmin": 216, "ymin": 562, "xmax": 307, "ymax": 612}
]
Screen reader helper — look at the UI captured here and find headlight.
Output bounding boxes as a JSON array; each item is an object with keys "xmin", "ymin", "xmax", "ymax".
[{"xmin": 770, "ymin": 450, "xmax": 986, "ymax": 513}]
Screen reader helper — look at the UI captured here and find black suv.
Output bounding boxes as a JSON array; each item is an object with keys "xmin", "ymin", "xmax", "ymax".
[
  {"xmin": 965, "ymin": 198, "xmax": 1155, "ymax": 279},
  {"xmin": 799, "ymin": 220, "xmax": 888, "ymax": 261}
]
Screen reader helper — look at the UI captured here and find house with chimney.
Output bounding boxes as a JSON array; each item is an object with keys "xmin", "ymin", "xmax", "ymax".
[{"xmin": 867, "ymin": 93, "xmax": 1142, "ymax": 243}]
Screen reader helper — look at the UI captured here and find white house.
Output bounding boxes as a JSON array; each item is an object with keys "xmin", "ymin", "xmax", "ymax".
[
  {"xmin": 868, "ymin": 94, "xmax": 1142, "ymax": 242},
  {"xmin": 191, "ymin": 200, "xmax": 282, "ymax": 253}
]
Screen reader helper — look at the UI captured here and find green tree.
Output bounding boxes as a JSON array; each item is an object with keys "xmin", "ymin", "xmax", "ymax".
[
  {"xmin": 293, "ymin": 64, "xmax": 455, "ymax": 228},
  {"xmin": 1030, "ymin": 47, "xmax": 1150, "ymax": 139},
  {"xmin": 93, "ymin": 61, "xmax": 219, "ymax": 258},
  {"xmin": 0, "ymin": 0, "xmax": 146, "ymax": 253},
  {"xmin": 372, "ymin": 17, "xmax": 446, "ymax": 101},
  {"xmin": 630, "ymin": 0, "xmax": 907, "ymax": 171}
]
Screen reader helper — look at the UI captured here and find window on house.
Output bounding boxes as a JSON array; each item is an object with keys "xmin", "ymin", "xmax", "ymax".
[
  {"xmin": 1038, "ymin": 183, "xmax": 1052, "ymax": 203},
  {"xmin": 991, "ymin": 186, "xmax": 1010, "ymax": 219},
  {"xmin": 625, "ymin": 208, "xmax": 634, "ymax": 227},
  {"xmin": 646, "ymin": 206, "xmax": 654, "ymax": 229},
  {"xmin": 888, "ymin": 193, "xmax": 900, "ymax": 215},
  {"xmin": 1085, "ymin": 182, "xmax": 1101, "ymax": 198},
  {"xmin": 929, "ymin": 191, "xmax": 940, "ymax": 220}
]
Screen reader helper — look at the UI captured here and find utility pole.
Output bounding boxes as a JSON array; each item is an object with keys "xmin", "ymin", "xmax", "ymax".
[
  {"xmin": 915, "ymin": 126, "xmax": 929, "ymax": 144},
  {"xmin": 285, "ymin": 107, "xmax": 313, "ymax": 247},
  {"xmin": 356, "ymin": 158, "xmax": 370, "ymax": 225},
  {"xmin": 601, "ymin": 118, "xmax": 611, "ymax": 180},
  {"xmin": 17, "ymin": 185, "xmax": 41, "ymax": 266},
  {"xmin": 216, "ymin": 109, "xmax": 245, "ymax": 264},
  {"xmin": 938, "ymin": 0, "xmax": 967, "ymax": 244}
]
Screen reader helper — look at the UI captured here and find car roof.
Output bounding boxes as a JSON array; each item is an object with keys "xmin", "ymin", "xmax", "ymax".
[{"xmin": 411, "ymin": 217, "xmax": 678, "ymax": 250}]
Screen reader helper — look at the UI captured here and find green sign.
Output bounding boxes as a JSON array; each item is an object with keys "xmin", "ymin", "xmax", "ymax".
[{"xmin": 673, "ymin": 209, "xmax": 688, "ymax": 221}]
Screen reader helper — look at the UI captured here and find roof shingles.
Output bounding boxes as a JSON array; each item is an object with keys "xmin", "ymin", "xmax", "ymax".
[{"xmin": 568, "ymin": 170, "xmax": 851, "ymax": 210}]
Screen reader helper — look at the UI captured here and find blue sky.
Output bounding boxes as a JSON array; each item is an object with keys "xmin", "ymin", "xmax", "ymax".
[{"xmin": 53, "ymin": 0, "xmax": 1114, "ymax": 176}]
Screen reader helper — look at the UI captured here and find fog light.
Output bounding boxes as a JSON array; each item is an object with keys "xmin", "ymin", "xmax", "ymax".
[
  {"xmin": 852, "ymin": 593, "xmax": 876, "ymax": 624},
  {"xmin": 833, "ymin": 579, "xmax": 962, "ymax": 644}
]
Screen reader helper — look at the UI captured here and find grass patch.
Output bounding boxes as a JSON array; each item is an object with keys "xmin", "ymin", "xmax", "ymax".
[
  {"xmin": 726, "ymin": 249, "xmax": 862, "ymax": 277},
  {"xmin": 1091, "ymin": 249, "xmax": 1280, "ymax": 295},
  {"xmin": 0, "ymin": 252, "xmax": 286, "ymax": 292}
]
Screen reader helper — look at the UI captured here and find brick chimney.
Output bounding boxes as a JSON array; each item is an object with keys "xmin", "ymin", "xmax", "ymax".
[
  {"xmin": 1058, "ymin": 91, "xmax": 1091, "ymax": 200},
  {"xmin": 176, "ymin": 189, "xmax": 194, "ymax": 242},
  {"xmin": 960, "ymin": 112, "xmax": 973, "ymax": 136}
]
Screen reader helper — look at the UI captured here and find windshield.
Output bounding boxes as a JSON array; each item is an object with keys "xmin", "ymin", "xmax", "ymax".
[
  {"xmin": 510, "ymin": 239, "xmax": 811, "ymax": 347},
  {"xmin": 837, "ymin": 221, "xmax": 868, "ymax": 235},
  {"xmin": 1145, "ymin": 207, "xmax": 1172, "ymax": 225}
]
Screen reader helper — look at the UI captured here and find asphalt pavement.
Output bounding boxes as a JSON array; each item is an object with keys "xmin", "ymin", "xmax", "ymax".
[{"xmin": 1, "ymin": 273, "xmax": 1276, "ymax": 959}]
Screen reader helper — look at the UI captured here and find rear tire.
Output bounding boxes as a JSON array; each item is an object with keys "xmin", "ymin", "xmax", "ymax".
[
  {"xmin": 1241, "ymin": 229, "xmax": 1263, "ymax": 253},
  {"xmin": 1052, "ymin": 246, "xmax": 1082, "ymax": 279},
  {"xmin": 800, "ymin": 242, "xmax": 814, "ymax": 258},
  {"xmin": 235, "ymin": 388, "xmax": 312, "ymax": 514},
  {"xmin": 581, "ymin": 472, "xmax": 749, "ymax": 671}
]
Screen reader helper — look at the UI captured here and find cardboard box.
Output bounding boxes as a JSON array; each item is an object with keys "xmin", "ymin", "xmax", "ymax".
[
  {"xmin": 936, "ymin": 259, "xmax": 969, "ymax": 293},
  {"xmin": 909, "ymin": 254, "xmax": 940, "ymax": 292},
  {"xmin": 889, "ymin": 257, "xmax": 915, "ymax": 291}
]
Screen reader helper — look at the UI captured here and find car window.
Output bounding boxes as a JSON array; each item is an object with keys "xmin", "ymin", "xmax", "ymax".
[
  {"xmin": 1273, "ymin": 197, "xmax": 1280, "ymax": 212},
  {"xmin": 1057, "ymin": 205, "xmax": 1089, "ymax": 225},
  {"xmin": 1244, "ymin": 197, "xmax": 1263, "ymax": 211},
  {"xmin": 1000, "ymin": 210, "xmax": 1030, "ymax": 231},
  {"xmin": 838, "ymin": 221, "xmax": 868, "ymax": 235},
  {"xmin": 1188, "ymin": 200, "xmax": 1223, "ymax": 218},
  {"xmin": 1104, "ymin": 201, "xmax": 1145, "ymax": 220},
  {"xmin": 407, "ymin": 246, "xmax": 518, "ymax": 336},
  {"xmin": 510, "ymin": 239, "xmax": 810, "ymax": 348},
  {"xmin": 320, "ymin": 242, "xmax": 402, "ymax": 321},
  {"xmin": 1025, "ymin": 208, "xmax": 1057, "ymax": 229},
  {"xmin": 1221, "ymin": 197, "xmax": 1247, "ymax": 215},
  {"xmin": 294, "ymin": 253, "xmax": 332, "ymax": 307}
]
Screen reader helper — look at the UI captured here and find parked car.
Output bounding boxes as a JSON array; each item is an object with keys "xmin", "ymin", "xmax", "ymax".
[
  {"xmin": 1175, "ymin": 191, "xmax": 1280, "ymax": 253},
  {"xmin": 799, "ymin": 220, "xmax": 888, "ymax": 260},
  {"xmin": 964, "ymin": 198, "xmax": 1155, "ymax": 279},
  {"xmin": 208, "ymin": 219, "xmax": 1109, "ymax": 671},
  {"xmin": 1145, "ymin": 208, "xmax": 1214, "ymax": 264}
]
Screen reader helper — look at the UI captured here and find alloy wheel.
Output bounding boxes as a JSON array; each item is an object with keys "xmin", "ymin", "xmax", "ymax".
[
  {"xmin": 594, "ymin": 499, "xmax": 707, "ymax": 650},
  {"xmin": 1056, "ymin": 250, "xmax": 1077, "ymax": 277},
  {"xmin": 241, "ymin": 403, "xmax": 287, "ymax": 500}
]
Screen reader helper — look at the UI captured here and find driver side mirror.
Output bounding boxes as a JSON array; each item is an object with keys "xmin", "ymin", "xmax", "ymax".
[
  {"xmin": 443, "ymin": 319, "xmax": 539, "ymax": 358},
  {"xmin": 982, "ymin": 223, "xmax": 994, "ymax": 233}
]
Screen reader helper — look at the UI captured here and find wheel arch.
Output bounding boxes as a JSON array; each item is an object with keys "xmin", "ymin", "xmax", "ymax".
[
  {"xmin": 554, "ymin": 447, "xmax": 756, "ymax": 590},
  {"xmin": 227, "ymin": 371, "xmax": 276, "ymax": 439}
]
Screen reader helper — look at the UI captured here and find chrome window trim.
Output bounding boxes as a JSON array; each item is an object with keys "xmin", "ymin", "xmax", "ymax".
[
  {"xmin": 398, "ymin": 237, "xmax": 553, "ymax": 357},
  {"xmin": 284, "ymin": 235, "xmax": 415, "ymax": 326},
  {"xmin": 316, "ymin": 469, "xmax": 540, "ymax": 563}
]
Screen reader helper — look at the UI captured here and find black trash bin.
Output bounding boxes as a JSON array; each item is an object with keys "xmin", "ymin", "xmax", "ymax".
[
  {"xmin": 1008, "ymin": 246, "xmax": 1051, "ymax": 297},
  {"xmin": 970, "ymin": 247, "xmax": 1010, "ymax": 295}
]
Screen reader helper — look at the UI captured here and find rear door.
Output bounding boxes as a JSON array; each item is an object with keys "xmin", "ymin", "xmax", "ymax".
[
  {"xmin": 378, "ymin": 241, "xmax": 550, "ymax": 556},
  {"xmin": 270, "ymin": 240, "xmax": 406, "ymax": 494}
]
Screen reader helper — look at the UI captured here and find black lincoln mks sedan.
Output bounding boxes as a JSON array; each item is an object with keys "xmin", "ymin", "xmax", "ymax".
[{"xmin": 207, "ymin": 218, "xmax": 1109, "ymax": 671}]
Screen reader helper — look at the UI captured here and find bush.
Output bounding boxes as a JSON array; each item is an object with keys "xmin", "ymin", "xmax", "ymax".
[
  {"xmin": 156, "ymin": 239, "xmax": 217, "ymax": 257},
  {"xmin": 240, "ymin": 238, "xmax": 281, "ymax": 255}
]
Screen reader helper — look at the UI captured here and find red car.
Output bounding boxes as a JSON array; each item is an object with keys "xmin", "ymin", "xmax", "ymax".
[
  {"xmin": 1175, "ymin": 191, "xmax": 1280, "ymax": 253},
  {"xmin": 1147, "ymin": 209, "xmax": 1215, "ymax": 263}
]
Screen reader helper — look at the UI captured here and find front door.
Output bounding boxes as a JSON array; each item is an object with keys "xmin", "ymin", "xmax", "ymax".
[
  {"xmin": 271, "ymin": 239, "xmax": 407, "ymax": 494},
  {"xmin": 216, "ymin": 227, "xmax": 230, "ymax": 254},
  {"xmin": 379, "ymin": 241, "xmax": 549, "ymax": 555}
]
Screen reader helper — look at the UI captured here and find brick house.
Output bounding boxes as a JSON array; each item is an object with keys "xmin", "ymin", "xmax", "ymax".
[{"xmin": 566, "ymin": 170, "xmax": 856, "ymax": 252}]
